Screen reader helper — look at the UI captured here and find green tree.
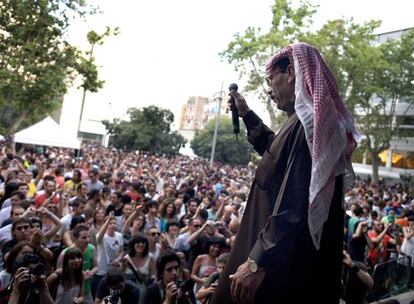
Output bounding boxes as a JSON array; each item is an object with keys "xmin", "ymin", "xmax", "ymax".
[
  {"xmin": 102, "ymin": 106, "xmax": 186, "ymax": 155},
  {"xmin": 222, "ymin": 0, "xmax": 414, "ymax": 184},
  {"xmin": 191, "ymin": 117, "xmax": 253, "ymax": 165},
  {"xmin": 0, "ymin": 0, "xmax": 104, "ymax": 135},
  {"xmin": 220, "ymin": 0, "xmax": 317, "ymax": 129},
  {"xmin": 306, "ymin": 22, "xmax": 414, "ymax": 184}
]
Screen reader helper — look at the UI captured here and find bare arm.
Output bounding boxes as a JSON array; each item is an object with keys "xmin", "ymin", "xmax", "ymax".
[
  {"xmin": 188, "ymin": 222, "xmax": 209, "ymax": 245},
  {"xmin": 40, "ymin": 208, "xmax": 63, "ymax": 243},
  {"xmin": 190, "ymin": 256, "xmax": 205, "ymax": 284},
  {"xmin": 370, "ymin": 226, "xmax": 389, "ymax": 244},
  {"xmin": 403, "ymin": 227, "xmax": 414, "ymax": 240},
  {"xmin": 97, "ymin": 216, "xmax": 112, "ymax": 244},
  {"xmin": 121, "ymin": 206, "xmax": 142, "ymax": 235},
  {"xmin": 46, "ymin": 269, "xmax": 61, "ymax": 288},
  {"xmin": 352, "ymin": 222, "xmax": 364, "ymax": 239}
]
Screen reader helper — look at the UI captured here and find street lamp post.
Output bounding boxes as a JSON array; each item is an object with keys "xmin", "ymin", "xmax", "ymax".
[{"xmin": 210, "ymin": 83, "xmax": 224, "ymax": 166}]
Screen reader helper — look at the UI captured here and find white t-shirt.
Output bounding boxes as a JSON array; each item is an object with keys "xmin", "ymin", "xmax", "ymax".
[
  {"xmin": 174, "ymin": 232, "xmax": 190, "ymax": 252},
  {"xmin": 1, "ymin": 198, "xmax": 11, "ymax": 210},
  {"xmin": 0, "ymin": 207, "xmax": 11, "ymax": 227},
  {"xmin": 96, "ymin": 232, "xmax": 123, "ymax": 275},
  {"xmin": 0, "ymin": 224, "xmax": 12, "ymax": 271},
  {"xmin": 58, "ymin": 214, "xmax": 73, "ymax": 236}
]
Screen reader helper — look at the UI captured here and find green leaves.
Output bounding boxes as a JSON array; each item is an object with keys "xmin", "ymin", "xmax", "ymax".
[
  {"xmin": 222, "ymin": 0, "xmax": 414, "ymax": 182},
  {"xmin": 220, "ymin": 0, "xmax": 317, "ymax": 129},
  {"xmin": 103, "ymin": 106, "xmax": 186, "ymax": 155},
  {"xmin": 190, "ymin": 117, "xmax": 253, "ymax": 165},
  {"xmin": 0, "ymin": 0, "xmax": 103, "ymax": 135}
]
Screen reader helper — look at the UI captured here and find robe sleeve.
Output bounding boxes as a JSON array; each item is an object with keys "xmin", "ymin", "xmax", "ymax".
[
  {"xmin": 249, "ymin": 123, "xmax": 312, "ymax": 269},
  {"xmin": 242, "ymin": 111, "xmax": 275, "ymax": 156}
]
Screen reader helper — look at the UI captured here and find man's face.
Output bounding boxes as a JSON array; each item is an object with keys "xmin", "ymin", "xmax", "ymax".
[
  {"xmin": 111, "ymin": 194, "xmax": 119, "ymax": 205},
  {"xmin": 17, "ymin": 185, "xmax": 28, "ymax": 195},
  {"xmin": 76, "ymin": 230, "xmax": 90, "ymax": 247},
  {"xmin": 266, "ymin": 64, "xmax": 295, "ymax": 114},
  {"xmin": 13, "ymin": 223, "xmax": 31, "ymax": 241},
  {"xmin": 10, "ymin": 194, "xmax": 22, "ymax": 206},
  {"xmin": 89, "ymin": 173, "xmax": 99, "ymax": 182},
  {"xmin": 73, "ymin": 172, "xmax": 81, "ymax": 183},
  {"xmin": 45, "ymin": 181, "xmax": 55, "ymax": 194},
  {"xmin": 374, "ymin": 221, "xmax": 385, "ymax": 233},
  {"xmin": 190, "ymin": 219, "xmax": 201, "ymax": 233},
  {"xmin": 205, "ymin": 222, "xmax": 216, "ymax": 236},
  {"xmin": 188, "ymin": 202, "xmax": 198, "ymax": 214},
  {"xmin": 17, "ymin": 171, "xmax": 24, "ymax": 181},
  {"xmin": 162, "ymin": 260, "xmax": 179, "ymax": 285},
  {"xmin": 75, "ymin": 204, "xmax": 85, "ymax": 215},
  {"xmin": 174, "ymin": 198, "xmax": 183, "ymax": 210},
  {"xmin": 24, "ymin": 172, "xmax": 33, "ymax": 183},
  {"xmin": 147, "ymin": 228, "xmax": 160, "ymax": 242},
  {"xmin": 11, "ymin": 207, "xmax": 24, "ymax": 220}
]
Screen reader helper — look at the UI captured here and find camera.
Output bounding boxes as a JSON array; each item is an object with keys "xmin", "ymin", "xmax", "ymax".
[
  {"xmin": 177, "ymin": 279, "xmax": 194, "ymax": 294},
  {"xmin": 29, "ymin": 263, "xmax": 46, "ymax": 278},
  {"xmin": 28, "ymin": 263, "xmax": 46, "ymax": 289},
  {"xmin": 104, "ymin": 289, "xmax": 120, "ymax": 304}
]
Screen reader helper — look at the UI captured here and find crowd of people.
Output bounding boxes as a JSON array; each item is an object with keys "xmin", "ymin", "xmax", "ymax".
[{"xmin": 0, "ymin": 143, "xmax": 412, "ymax": 304}]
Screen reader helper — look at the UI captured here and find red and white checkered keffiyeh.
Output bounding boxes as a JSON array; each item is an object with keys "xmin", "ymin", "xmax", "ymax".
[{"xmin": 265, "ymin": 43, "xmax": 359, "ymax": 249}]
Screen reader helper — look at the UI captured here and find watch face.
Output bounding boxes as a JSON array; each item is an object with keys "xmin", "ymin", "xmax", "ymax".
[{"xmin": 249, "ymin": 261, "xmax": 258, "ymax": 273}]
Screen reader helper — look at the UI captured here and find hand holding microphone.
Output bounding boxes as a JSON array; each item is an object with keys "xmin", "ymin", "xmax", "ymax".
[
  {"xmin": 228, "ymin": 84, "xmax": 251, "ymax": 124},
  {"xmin": 228, "ymin": 83, "xmax": 240, "ymax": 137}
]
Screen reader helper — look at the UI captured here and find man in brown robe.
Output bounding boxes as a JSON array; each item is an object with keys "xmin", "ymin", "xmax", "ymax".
[{"xmin": 211, "ymin": 43, "xmax": 359, "ymax": 304}]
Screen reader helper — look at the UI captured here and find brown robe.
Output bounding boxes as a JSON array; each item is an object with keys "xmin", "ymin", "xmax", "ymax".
[{"xmin": 211, "ymin": 111, "xmax": 344, "ymax": 304}]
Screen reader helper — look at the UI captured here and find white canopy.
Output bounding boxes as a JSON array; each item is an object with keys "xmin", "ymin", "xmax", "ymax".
[{"xmin": 14, "ymin": 116, "xmax": 81, "ymax": 149}]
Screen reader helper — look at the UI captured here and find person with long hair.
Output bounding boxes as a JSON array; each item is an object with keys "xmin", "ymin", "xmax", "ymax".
[
  {"xmin": 121, "ymin": 205, "xmax": 146, "ymax": 252},
  {"xmin": 122, "ymin": 235, "xmax": 156, "ymax": 284},
  {"xmin": 159, "ymin": 200, "xmax": 177, "ymax": 233},
  {"xmin": 191, "ymin": 237, "xmax": 223, "ymax": 293},
  {"xmin": 89, "ymin": 207, "xmax": 106, "ymax": 246},
  {"xmin": 0, "ymin": 241, "xmax": 35, "ymax": 289},
  {"xmin": 47, "ymin": 247, "xmax": 84, "ymax": 304}
]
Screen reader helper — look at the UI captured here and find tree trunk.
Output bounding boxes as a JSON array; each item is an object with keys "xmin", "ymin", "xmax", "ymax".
[
  {"xmin": 6, "ymin": 110, "xmax": 28, "ymax": 136},
  {"xmin": 371, "ymin": 150, "xmax": 380, "ymax": 186}
]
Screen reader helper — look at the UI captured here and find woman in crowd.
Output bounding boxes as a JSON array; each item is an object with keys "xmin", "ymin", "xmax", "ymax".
[
  {"xmin": 122, "ymin": 235, "xmax": 156, "ymax": 284},
  {"xmin": 191, "ymin": 237, "xmax": 223, "ymax": 292},
  {"xmin": 159, "ymin": 199, "xmax": 177, "ymax": 233},
  {"xmin": 0, "ymin": 241, "xmax": 36, "ymax": 289},
  {"xmin": 47, "ymin": 247, "xmax": 84, "ymax": 304},
  {"xmin": 89, "ymin": 207, "xmax": 106, "ymax": 246}
]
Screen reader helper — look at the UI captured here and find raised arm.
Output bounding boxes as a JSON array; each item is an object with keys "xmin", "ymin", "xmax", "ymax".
[
  {"xmin": 230, "ymin": 92, "xmax": 275, "ymax": 156},
  {"xmin": 97, "ymin": 214, "xmax": 113, "ymax": 244},
  {"xmin": 121, "ymin": 205, "xmax": 142, "ymax": 236},
  {"xmin": 39, "ymin": 207, "xmax": 63, "ymax": 243}
]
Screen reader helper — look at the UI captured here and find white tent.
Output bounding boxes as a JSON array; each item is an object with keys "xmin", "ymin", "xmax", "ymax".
[{"xmin": 14, "ymin": 116, "xmax": 81, "ymax": 149}]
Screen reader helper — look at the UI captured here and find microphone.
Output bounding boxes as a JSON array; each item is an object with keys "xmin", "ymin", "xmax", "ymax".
[{"xmin": 228, "ymin": 83, "xmax": 240, "ymax": 139}]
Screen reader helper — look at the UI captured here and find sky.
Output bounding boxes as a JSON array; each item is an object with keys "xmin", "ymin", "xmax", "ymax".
[{"xmin": 61, "ymin": 0, "xmax": 414, "ymax": 133}]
